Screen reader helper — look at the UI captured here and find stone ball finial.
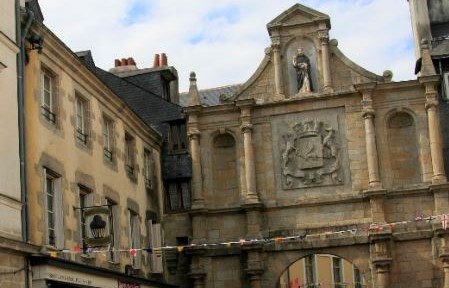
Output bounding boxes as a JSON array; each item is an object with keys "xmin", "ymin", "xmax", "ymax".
[
  {"xmin": 383, "ymin": 70, "xmax": 393, "ymax": 82},
  {"xmin": 329, "ymin": 39, "xmax": 338, "ymax": 47},
  {"xmin": 190, "ymin": 71, "xmax": 196, "ymax": 80}
]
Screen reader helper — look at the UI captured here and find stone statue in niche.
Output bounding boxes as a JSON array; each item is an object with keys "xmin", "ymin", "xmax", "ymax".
[
  {"xmin": 292, "ymin": 48, "xmax": 313, "ymax": 93},
  {"xmin": 281, "ymin": 119, "xmax": 342, "ymax": 188}
]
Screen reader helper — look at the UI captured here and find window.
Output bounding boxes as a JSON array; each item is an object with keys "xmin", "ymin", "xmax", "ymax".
[
  {"xmin": 332, "ymin": 257, "xmax": 343, "ymax": 288},
  {"xmin": 107, "ymin": 198, "xmax": 120, "ymax": 263},
  {"xmin": 144, "ymin": 149, "xmax": 154, "ymax": 189},
  {"xmin": 125, "ymin": 133, "xmax": 136, "ymax": 178},
  {"xmin": 305, "ymin": 255, "xmax": 317, "ymax": 287},
  {"xmin": 162, "ymin": 79, "xmax": 171, "ymax": 101},
  {"xmin": 103, "ymin": 116, "xmax": 114, "ymax": 162},
  {"xmin": 75, "ymin": 95, "xmax": 89, "ymax": 145},
  {"xmin": 354, "ymin": 266, "xmax": 363, "ymax": 288},
  {"xmin": 78, "ymin": 186, "xmax": 93, "ymax": 253},
  {"xmin": 166, "ymin": 180, "xmax": 191, "ymax": 211},
  {"xmin": 128, "ymin": 210, "xmax": 141, "ymax": 269},
  {"xmin": 168, "ymin": 123, "xmax": 187, "ymax": 154},
  {"xmin": 44, "ymin": 168, "xmax": 63, "ymax": 248},
  {"xmin": 41, "ymin": 69, "xmax": 57, "ymax": 123},
  {"xmin": 147, "ymin": 219, "xmax": 163, "ymax": 273}
]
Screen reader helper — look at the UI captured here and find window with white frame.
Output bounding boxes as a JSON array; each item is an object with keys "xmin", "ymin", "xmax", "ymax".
[
  {"xmin": 147, "ymin": 219, "xmax": 163, "ymax": 273},
  {"xmin": 78, "ymin": 185, "xmax": 93, "ymax": 253},
  {"xmin": 128, "ymin": 209, "xmax": 141, "ymax": 269},
  {"xmin": 75, "ymin": 94, "xmax": 89, "ymax": 145},
  {"xmin": 125, "ymin": 133, "xmax": 136, "ymax": 178},
  {"xmin": 107, "ymin": 198, "xmax": 120, "ymax": 263},
  {"xmin": 41, "ymin": 69, "xmax": 57, "ymax": 123},
  {"xmin": 332, "ymin": 256, "xmax": 343, "ymax": 288},
  {"xmin": 166, "ymin": 180, "xmax": 191, "ymax": 211},
  {"xmin": 305, "ymin": 254, "xmax": 317, "ymax": 287},
  {"xmin": 103, "ymin": 116, "xmax": 114, "ymax": 162},
  {"xmin": 144, "ymin": 149, "xmax": 154, "ymax": 189},
  {"xmin": 44, "ymin": 168, "xmax": 63, "ymax": 248}
]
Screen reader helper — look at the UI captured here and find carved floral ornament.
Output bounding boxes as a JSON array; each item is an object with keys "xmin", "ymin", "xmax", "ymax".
[{"xmin": 281, "ymin": 119, "xmax": 342, "ymax": 188}]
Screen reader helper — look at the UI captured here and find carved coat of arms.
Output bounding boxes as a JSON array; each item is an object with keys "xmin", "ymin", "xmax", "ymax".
[{"xmin": 281, "ymin": 119, "xmax": 342, "ymax": 188}]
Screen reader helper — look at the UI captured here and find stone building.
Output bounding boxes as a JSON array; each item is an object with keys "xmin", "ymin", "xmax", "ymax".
[
  {"xmin": 166, "ymin": 3, "xmax": 449, "ymax": 288},
  {"xmin": 21, "ymin": 1, "xmax": 176, "ymax": 287}
]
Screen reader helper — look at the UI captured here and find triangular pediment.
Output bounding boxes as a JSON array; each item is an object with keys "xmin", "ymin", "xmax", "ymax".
[{"xmin": 267, "ymin": 3, "xmax": 330, "ymax": 34}]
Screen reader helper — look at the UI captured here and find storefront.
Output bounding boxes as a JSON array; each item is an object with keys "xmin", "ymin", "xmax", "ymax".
[{"xmin": 30, "ymin": 256, "xmax": 176, "ymax": 288}]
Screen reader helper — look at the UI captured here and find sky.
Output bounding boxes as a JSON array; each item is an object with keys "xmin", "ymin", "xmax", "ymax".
[{"xmin": 38, "ymin": 0, "xmax": 416, "ymax": 92}]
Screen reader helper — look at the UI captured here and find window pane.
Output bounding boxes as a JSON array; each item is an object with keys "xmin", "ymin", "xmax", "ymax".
[
  {"xmin": 181, "ymin": 182, "xmax": 191, "ymax": 209},
  {"xmin": 168, "ymin": 183, "xmax": 178, "ymax": 210}
]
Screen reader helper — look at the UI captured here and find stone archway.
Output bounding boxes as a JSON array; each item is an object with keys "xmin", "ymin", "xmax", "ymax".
[
  {"xmin": 261, "ymin": 245, "xmax": 372, "ymax": 288},
  {"xmin": 278, "ymin": 254, "xmax": 367, "ymax": 288}
]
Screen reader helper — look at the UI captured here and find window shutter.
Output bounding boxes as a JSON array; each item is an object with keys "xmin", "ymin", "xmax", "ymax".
[
  {"xmin": 55, "ymin": 177, "xmax": 64, "ymax": 249},
  {"xmin": 153, "ymin": 223, "xmax": 163, "ymax": 273},
  {"xmin": 112, "ymin": 204, "xmax": 120, "ymax": 262}
]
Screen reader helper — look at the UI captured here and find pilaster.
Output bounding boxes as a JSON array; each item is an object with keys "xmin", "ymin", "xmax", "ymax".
[
  {"xmin": 271, "ymin": 39, "xmax": 285, "ymax": 99},
  {"xmin": 355, "ymin": 82, "xmax": 382, "ymax": 189},
  {"xmin": 236, "ymin": 99, "xmax": 261, "ymax": 204},
  {"xmin": 370, "ymin": 233, "xmax": 392, "ymax": 288},
  {"xmin": 318, "ymin": 29, "xmax": 333, "ymax": 93}
]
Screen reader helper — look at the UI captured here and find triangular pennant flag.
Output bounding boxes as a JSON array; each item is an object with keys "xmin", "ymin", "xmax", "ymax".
[
  {"xmin": 130, "ymin": 248, "xmax": 137, "ymax": 256},
  {"xmin": 443, "ymin": 215, "xmax": 448, "ymax": 230},
  {"xmin": 49, "ymin": 252, "xmax": 57, "ymax": 257},
  {"xmin": 143, "ymin": 247, "xmax": 153, "ymax": 253},
  {"xmin": 74, "ymin": 245, "xmax": 81, "ymax": 252},
  {"xmin": 176, "ymin": 246, "xmax": 184, "ymax": 252}
]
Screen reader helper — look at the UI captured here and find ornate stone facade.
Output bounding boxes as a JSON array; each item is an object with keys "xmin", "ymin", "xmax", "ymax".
[{"xmin": 165, "ymin": 3, "xmax": 449, "ymax": 288}]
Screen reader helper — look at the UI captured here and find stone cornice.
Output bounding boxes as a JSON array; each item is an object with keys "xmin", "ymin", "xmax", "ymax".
[{"xmin": 0, "ymin": 235, "xmax": 41, "ymax": 255}]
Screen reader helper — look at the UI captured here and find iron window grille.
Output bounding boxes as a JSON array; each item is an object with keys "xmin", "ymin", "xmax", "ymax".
[{"xmin": 41, "ymin": 106, "xmax": 56, "ymax": 123}]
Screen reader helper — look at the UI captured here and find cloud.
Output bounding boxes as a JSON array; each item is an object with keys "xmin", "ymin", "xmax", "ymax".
[{"xmin": 38, "ymin": 0, "xmax": 415, "ymax": 92}]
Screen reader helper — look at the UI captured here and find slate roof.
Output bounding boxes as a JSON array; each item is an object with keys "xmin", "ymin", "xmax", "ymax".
[
  {"xmin": 76, "ymin": 51, "xmax": 183, "ymax": 133},
  {"xmin": 179, "ymin": 84, "xmax": 242, "ymax": 107}
]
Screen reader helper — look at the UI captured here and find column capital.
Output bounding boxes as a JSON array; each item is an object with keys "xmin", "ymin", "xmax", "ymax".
[
  {"xmin": 188, "ymin": 129, "xmax": 201, "ymax": 140},
  {"xmin": 271, "ymin": 41, "xmax": 281, "ymax": 51},
  {"xmin": 318, "ymin": 29, "xmax": 329, "ymax": 44},
  {"xmin": 241, "ymin": 123, "xmax": 253, "ymax": 133},
  {"xmin": 362, "ymin": 108, "xmax": 375, "ymax": 119}
]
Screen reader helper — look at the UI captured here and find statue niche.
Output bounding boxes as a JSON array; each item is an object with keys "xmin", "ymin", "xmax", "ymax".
[
  {"xmin": 292, "ymin": 48, "xmax": 313, "ymax": 93},
  {"xmin": 281, "ymin": 119, "xmax": 342, "ymax": 188}
]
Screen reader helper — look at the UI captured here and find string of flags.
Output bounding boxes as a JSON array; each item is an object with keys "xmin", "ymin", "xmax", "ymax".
[{"xmin": 48, "ymin": 213, "xmax": 449, "ymax": 258}]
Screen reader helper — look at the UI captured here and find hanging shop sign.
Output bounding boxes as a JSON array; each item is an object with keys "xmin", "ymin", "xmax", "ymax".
[{"xmin": 83, "ymin": 206, "xmax": 112, "ymax": 247}]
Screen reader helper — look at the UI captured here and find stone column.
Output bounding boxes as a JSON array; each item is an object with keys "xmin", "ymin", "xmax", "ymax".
[
  {"xmin": 244, "ymin": 248, "xmax": 264, "ymax": 288},
  {"xmin": 419, "ymin": 75, "xmax": 447, "ymax": 184},
  {"xmin": 371, "ymin": 236, "xmax": 392, "ymax": 288},
  {"xmin": 272, "ymin": 41, "xmax": 284, "ymax": 98},
  {"xmin": 237, "ymin": 100, "xmax": 260, "ymax": 203},
  {"xmin": 356, "ymin": 83, "xmax": 382, "ymax": 188},
  {"xmin": 188, "ymin": 114, "xmax": 205, "ymax": 209},
  {"xmin": 318, "ymin": 30, "xmax": 333, "ymax": 93}
]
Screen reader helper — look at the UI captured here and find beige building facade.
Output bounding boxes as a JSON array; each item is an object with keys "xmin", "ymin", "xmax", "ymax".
[
  {"xmin": 23, "ymin": 14, "xmax": 173, "ymax": 288},
  {"xmin": 0, "ymin": 1, "xmax": 40, "ymax": 287},
  {"xmin": 165, "ymin": 4, "xmax": 449, "ymax": 288}
]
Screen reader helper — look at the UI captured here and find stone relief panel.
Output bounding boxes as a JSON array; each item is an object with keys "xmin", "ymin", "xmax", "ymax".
[{"xmin": 272, "ymin": 108, "xmax": 350, "ymax": 190}]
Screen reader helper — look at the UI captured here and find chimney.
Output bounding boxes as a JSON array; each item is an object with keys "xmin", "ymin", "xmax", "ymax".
[
  {"xmin": 160, "ymin": 53, "xmax": 168, "ymax": 66},
  {"xmin": 121, "ymin": 58, "xmax": 128, "ymax": 66},
  {"xmin": 128, "ymin": 57, "xmax": 136, "ymax": 66},
  {"xmin": 153, "ymin": 54, "xmax": 160, "ymax": 68},
  {"xmin": 114, "ymin": 59, "xmax": 121, "ymax": 67}
]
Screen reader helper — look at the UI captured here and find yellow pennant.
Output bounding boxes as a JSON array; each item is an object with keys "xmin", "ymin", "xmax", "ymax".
[
  {"xmin": 49, "ymin": 252, "xmax": 57, "ymax": 258},
  {"xmin": 176, "ymin": 246, "xmax": 184, "ymax": 252}
]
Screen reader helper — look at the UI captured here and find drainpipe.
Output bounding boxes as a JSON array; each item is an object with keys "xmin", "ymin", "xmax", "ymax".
[
  {"xmin": 17, "ymin": 0, "xmax": 34, "ymax": 245},
  {"xmin": 17, "ymin": 2, "xmax": 34, "ymax": 288}
]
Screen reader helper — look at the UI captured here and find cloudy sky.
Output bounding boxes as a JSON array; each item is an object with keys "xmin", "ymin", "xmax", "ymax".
[{"xmin": 38, "ymin": 0, "xmax": 416, "ymax": 92}]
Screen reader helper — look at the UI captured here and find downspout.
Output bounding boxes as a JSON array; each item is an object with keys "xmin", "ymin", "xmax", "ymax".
[
  {"xmin": 17, "ymin": 0, "xmax": 34, "ymax": 244},
  {"xmin": 16, "ymin": 2, "xmax": 34, "ymax": 288}
]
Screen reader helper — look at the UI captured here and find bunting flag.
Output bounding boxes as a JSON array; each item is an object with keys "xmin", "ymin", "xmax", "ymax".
[{"xmin": 47, "ymin": 213, "xmax": 449, "ymax": 258}]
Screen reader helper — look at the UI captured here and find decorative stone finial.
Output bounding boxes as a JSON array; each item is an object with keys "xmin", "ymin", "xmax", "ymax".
[
  {"xmin": 382, "ymin": 70, "xmax": 393, "ymax": 82},
  {"xmin": 188, "ymin": 71, "xmax": 200, "ymax": 106}
]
